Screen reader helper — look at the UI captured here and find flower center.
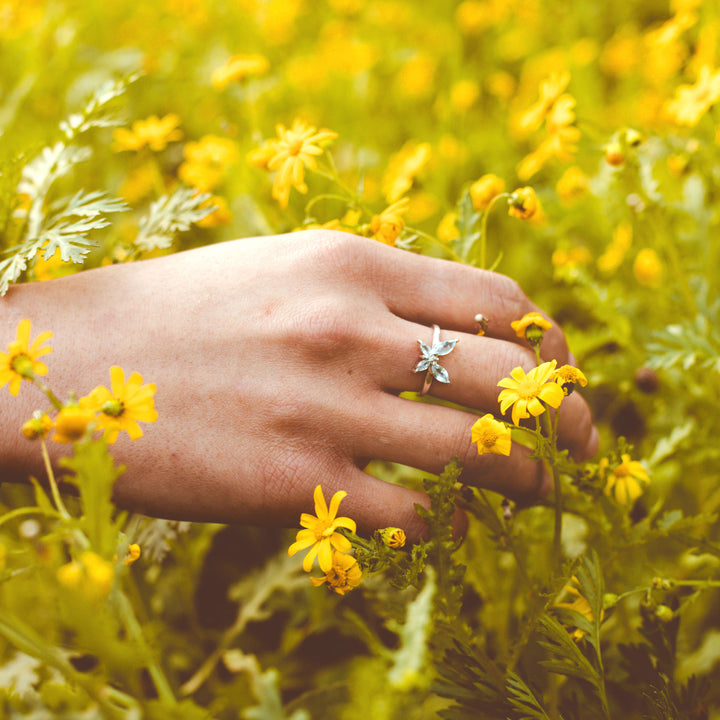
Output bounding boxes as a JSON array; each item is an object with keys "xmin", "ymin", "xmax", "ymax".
[
  {"xmin": 10, "ymin": 353, "xmax": 34, "ymax": 379},
  {"xmin": 101, "ymin": 399, "xmax": 125, "ymax": 418},
  {"xmin": 614, "ymin": 464, "xmax": 630, "ymax": 478},
  {"xmin": 287, "ymin": 138, "xmax": 304, "ymax": 156},
  {"xmin": 480, "ymin": 429, "xmax": 499, "ymax": 447},
  {"xmin": 515, "ymin": 377, "xmax": 540, "ymax": 400},
  {"xmin": 327, "ymin": 567, "xmax": 347, "ymax": 587},
  {"xmin": 313, "ymin": 519, "xmax": 334, "ymax": 539}
]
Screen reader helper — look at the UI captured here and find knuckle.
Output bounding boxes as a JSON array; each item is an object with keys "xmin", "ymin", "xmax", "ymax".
[
  {"xmin": 297, "ymin": 229, "xmax": 371, "ymax": 279},
  {"xmin": 295, "ymin": 296, "xmax": 360, "ymax": 359},
  {"xmin": 489, "ymin": 273, "xmax": 530, "ymax": 319}
]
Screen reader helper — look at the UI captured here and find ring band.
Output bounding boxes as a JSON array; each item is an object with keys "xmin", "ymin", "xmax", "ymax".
[{"xmin": 414, "ymin": 324, "xmax": 459, "ymax": 396}]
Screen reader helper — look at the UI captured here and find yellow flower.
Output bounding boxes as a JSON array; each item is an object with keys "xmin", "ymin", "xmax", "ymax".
[
  {"xmin": 665, "ymin": 65, "xmax": 720, "ymax": 126},
  {"xmin": 59, "ymin": 552, "xmax": 115, "ymax": 600},
  {"xmin": 437, "ymin": 212, "xmax": 459, "ymax": 243},
  {"xmin": 552, "ymin": 245, "xmax": 592, "ymax": 270},
  {"xmin": 32, "ymin": 247, "xmax": 77, "ymax": 282},
  {"xmin": 556, "ymin": 166, "xmax": 589, "ymax": 205},
  {"xmin": 379, "ymin": 527, "xmax": 406, "ymax": 548},
  {"xmin": 21, "ymin": 413, "xmax": 54, "ymax": 440},
  {"xmin": 555, "ymin": 578, "xmax": 601, "ymax": 642},
  {"xmin": 246, "ymin": 139, "xmax": 278, "ymax": 170},
  {"xmin": 450, "ymin": 79, "xmax": 480, "ymax": 112},
  {"xmin": 123, "ymin": 543, "xmax": 141, "ymax": 566},
  {"xmin": 633, "ymin": 248, "xmax": 663, "ymax": 287},
  {"xmin": 471, "ymin": 414, "xmax": 512, "ymax": 456},
  {"xmin": 370, "ymin": 198, "xmax": 409, "ymax": 245},
  {"xmin": 604, "ymin": 454, "xmax": 650, "ymax": 505},
  {"xmin": 80, "ymin": 366, "xmax": 158, "ymax": 444},
  {"xmin": 497, "ymin": 360, "xmax": 565, "ymax": 426},
  {"xmin": 52, "ymin": 406, "xmax": 96, "ymax": 444},
  {"xmin": 310, "ymin": 549, "xmax": 362, "ymax": 595},
  {"xmin": 179, "ymin": 135, "xmax": 239, "ymax": 193},
  {"xmin": 0, "ymin": 319, "xmax": 52, "ymax": 395},
  {"xmin": 470, "ymin": 174, "xmax": 505, "ymax": 211},
  {"xmin": 515, "ymin": 71, "xmax": 571, "ymax": 136},
  {"xmin": 112, "ymin": 114, "xmax": 183, "ymax": 152},
  {"xmin": 211, "ymin": 53, "xmax": 269, "ymax": 89},
  {"xmin": 508, "ymin": 187, "xmax": 538, "ymax": 220},
  {"xmin": 196, "ymin": 195, "xmax": 233, "ymax": 228},
  {"xmin": 266, "ymin": 119, "xmax": 338, "ymax": 208},
  {"xmin": 510, "ymin": 311, "xmax": 552, "ymax": 339},
  {"xmin": 552, "ymin": 365, "xmax": 588, "ymax": 396},
  {"xmin": 382, "ymin": 141, "xmax": 432, "ymax": 203},
  {"xmin": 598, "ymin": 221, "xmax": 632, "ymax": 273},
  {"xmin": 288, "ymin": 484, "xmax": 357, "ymax": 573}
]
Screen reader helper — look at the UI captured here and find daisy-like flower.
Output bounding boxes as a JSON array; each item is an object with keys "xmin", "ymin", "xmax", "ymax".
[
  {"xmin": 471, "ymin": 414, "xmax": 512, "ymax": 456},
  {"xmin": 0, "ymin": 319, "xmax": 52, "ymax": 396},
  {"xmin": 497, "ymin": 360, "xmax": 565, "ymax": 426},
  {"xmin": 288, "ymin": 485, "xmax": 357, "ymax": 573},
  {"xmin": 112, "ymin": 114, "xmax": 183, "ymax": 152},
  {"xmin": 604, "ymin": 454, "xmax": 650, "ymax": 505},
  {"xmin": 370, "ymin": 197, "xmax": 410, "ymax": 245},
  {"xmin": 266, "ymin": 119, "xmax": 338, "ymax": 208},
  {"xmin": 52, "ymin": 406, "xmax": 96, "ymax": 444},
  {"xmin": 510, "ymin": 312, "xmax": 552, "ymax": 340},
  {"xmin": 555, "ymin": 577, "xmax": 601, "ymax": 642},
  {"xmin": 507, "ymin": 187, "xmax": 538, "ymax": 220},
  {"xmin": 310, "ymin": 549, "xmax": 362, "ymax": 595},
  {"xmin": 80, "ymin": 366, "xmax": 157, "ymax": 444},
  {"xmin": 469, "ymin": 174, "xmax": 505, "ymax": 211},
  {"xmin": 665, "ymin": 65, "xmax": 720, "ymax": 126},
  {"xmin": 211, "ymin": 53, "xmax": 269, "ymax": 89},
  {"xmin": 553, "ymin": 365, "xmax": 588, "ymax": 396},
  {"xmin": 514, "ymin": 71, "xmax": 571, "ymax": 136}
]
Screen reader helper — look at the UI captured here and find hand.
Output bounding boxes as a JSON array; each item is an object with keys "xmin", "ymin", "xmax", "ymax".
[{"xmin": 1, "ymin": 231, "xmax": 597, "ymax": 540}]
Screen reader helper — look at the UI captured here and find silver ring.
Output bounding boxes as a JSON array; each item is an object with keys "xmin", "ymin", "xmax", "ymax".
[{"xmin": 414, "ymin": 324, "xmax": 459, "ymax": 396}]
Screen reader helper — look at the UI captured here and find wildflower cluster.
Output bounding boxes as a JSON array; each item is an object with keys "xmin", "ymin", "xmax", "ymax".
[{"xmin": 2, "ymin": 319, "xmax": 157, "ymax": 446}]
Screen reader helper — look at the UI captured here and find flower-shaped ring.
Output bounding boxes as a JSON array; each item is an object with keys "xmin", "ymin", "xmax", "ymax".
[{"xmin": 414, "ymin": 324, "xmax": 459, "ymax": 396}]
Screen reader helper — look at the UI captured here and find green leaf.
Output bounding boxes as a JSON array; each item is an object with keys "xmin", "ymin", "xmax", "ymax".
[
  {"xmin": 60, "ymin": 439, "xmax": 125, "ymax": 558},
  {"xmin": 135, "ymin": 188, "xmax": 213, "ymax": 252},
  {"xmin": 387, "ymin": 566, "xmax": 436, "ymax": 690},
  {"xmin": 506, "ymin": 672, "xmax": 556, "ymax": 720}
]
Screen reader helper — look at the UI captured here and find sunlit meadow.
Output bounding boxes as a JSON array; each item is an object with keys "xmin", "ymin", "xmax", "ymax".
[{"xmin": 2, "ymin": 0, "xmax": 720, "ymax": 717}]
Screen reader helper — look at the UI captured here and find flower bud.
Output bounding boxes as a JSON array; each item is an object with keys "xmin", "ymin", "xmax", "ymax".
[
  {"xmin": 655, "ymin": 604, "xmax": 674, "ymax": 622},
  {"xmin": 507, "ymin": 187, "xmax": 537, "ymax": 220},
  {"xmin": 605, "ymin": 142, "xmax": 625, "ymax": 166},
  {"xmin": 21, "ymin": 413, "xmax": 54, "ymax": 440},
  {"xmin": 380, "ymin": 527, "xmax": 406, "ymax": 548}
]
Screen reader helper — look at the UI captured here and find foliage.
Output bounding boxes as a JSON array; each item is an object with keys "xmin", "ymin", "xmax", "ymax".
[{"xmin": 3, "ymin": 0, "xmax": 720, "ymax": 718}]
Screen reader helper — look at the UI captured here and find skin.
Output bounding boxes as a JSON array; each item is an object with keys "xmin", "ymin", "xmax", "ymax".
[{"xmin": 0, "ymin": 230, "xmax": 598, "ymax": 541}]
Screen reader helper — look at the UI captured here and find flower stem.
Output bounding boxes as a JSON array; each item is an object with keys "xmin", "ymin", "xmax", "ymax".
[
  {"xmin": 477, "ymin": 192, "xmax": 510, "ymax": 269},
  {"xmin": 40, "ymin": 438, "xmax": 70, "ymax": 520},
  {"xmin": 115, "ymin": 590, "xmax": 177, "ymax": 705}
]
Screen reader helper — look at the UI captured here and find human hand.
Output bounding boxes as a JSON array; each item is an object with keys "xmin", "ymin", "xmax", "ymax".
[{"xmin": 2, "ymin": 230, "xmax": 597, "ymax": 540}]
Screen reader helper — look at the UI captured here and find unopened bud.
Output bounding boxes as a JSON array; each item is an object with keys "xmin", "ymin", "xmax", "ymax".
[{"xmin": 380, "ymin": 527, "xmax": 406, "ymax": 549}]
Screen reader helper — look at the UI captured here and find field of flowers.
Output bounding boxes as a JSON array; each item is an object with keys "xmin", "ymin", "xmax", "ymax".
[{"xmin": 2, "ymin": 0, "xmax": 720, "ymax": 717}]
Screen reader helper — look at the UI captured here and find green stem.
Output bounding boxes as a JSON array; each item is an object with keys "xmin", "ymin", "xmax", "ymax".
[
  {"xmin": 477, "ymin": 193, "xmax": 510, "ymax": 269},
  {"xmin": 406, "ymin": 225, "xmax": 464, "ymax": 263},
  {"xmin": 40, "ymin": 437, "xmax": 71, "ymax": 520},
  {"xmin": 31, "ymin": 377, "xmax": 63, "ymax": 410},
  {"xmin": 115, "ymin": 591, "xmax": 177, "ymax": 705},
  {"xmin": 0, "ymin": 613, "xmax": 136, "ymax": 719}
]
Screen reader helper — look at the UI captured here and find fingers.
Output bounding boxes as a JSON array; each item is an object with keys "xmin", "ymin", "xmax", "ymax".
[
  {"xmin": 357, "ymin": 236, "xmax": 571, "ymax": 364},
  {"xmin": 366, "ymin": 316, "xmax": 596, "ymax": 460},
  {"xmin": 262, "ymin": 456, "xmax": 465, "ymax": 543},
  {"xmin": 354, "ymin": 394, "xmax": 553, "ymax": 501}
]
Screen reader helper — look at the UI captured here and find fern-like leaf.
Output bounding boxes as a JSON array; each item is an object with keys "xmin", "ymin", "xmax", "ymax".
[{"xmin": 135, "ymin": 188, "xmax": 213, "ymax": 252}]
